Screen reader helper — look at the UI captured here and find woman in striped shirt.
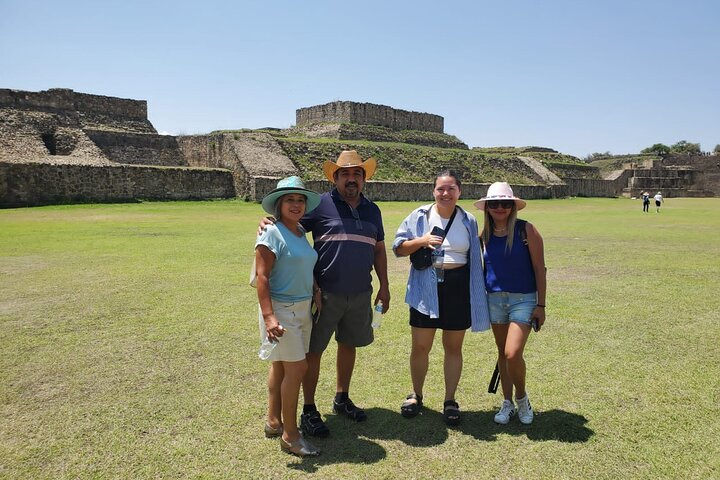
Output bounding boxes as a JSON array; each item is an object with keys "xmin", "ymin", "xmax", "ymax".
[{"xmin": 393, "ymin": 170, "xmax": 490, "ymax": 426}]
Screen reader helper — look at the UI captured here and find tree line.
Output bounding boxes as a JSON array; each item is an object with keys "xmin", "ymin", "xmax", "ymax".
[{"xmin": 585, "ymin": 141, "xmax": 720, "ymax": 162}]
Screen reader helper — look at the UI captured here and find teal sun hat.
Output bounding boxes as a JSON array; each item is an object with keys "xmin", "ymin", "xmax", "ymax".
[{"xmin": 261, "ymin": 176, "xmax": 321, "ymax": 215}]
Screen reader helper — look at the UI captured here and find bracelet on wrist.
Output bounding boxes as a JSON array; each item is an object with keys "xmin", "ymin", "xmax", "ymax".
[{"xmin": 536, "ymin": 304, "xmax": 545, "ymax": 308}]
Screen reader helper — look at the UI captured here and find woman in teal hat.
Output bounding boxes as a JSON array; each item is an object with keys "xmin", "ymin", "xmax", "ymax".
[{"xmin": 255, "ymin": 176, "xmax": 322, "ymax": 457}]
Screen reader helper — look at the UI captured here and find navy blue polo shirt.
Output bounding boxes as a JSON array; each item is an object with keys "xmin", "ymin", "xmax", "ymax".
[{"xmin": 301, "ymin": 189, "xmax": 384, "ymax": 295}]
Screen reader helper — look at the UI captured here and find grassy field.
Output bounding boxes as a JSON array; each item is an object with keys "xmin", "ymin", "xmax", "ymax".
[{"xmin": 1, "ymin": 197, "xmax": 719, "ymax": 479}]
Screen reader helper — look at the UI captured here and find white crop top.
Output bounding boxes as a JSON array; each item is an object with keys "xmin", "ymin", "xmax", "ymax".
[{"xmin": 428, "ymin": 206, "xmax": 469, "ymax": 266}]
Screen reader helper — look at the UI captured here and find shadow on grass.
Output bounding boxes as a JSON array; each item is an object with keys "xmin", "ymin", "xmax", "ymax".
[
  {"xmin": 286, "ymin": 407, "xmax": 448, "ymax": 472},
  {"xmin": 458, "ymin": 408, "xmax": 594, "ymax": 443},
  {"xmin": 286, "ymin": 407, "xmax": 593, "ymax": 472}
]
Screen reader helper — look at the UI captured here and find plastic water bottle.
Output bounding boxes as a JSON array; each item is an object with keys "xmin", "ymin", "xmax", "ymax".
[
  {"xmin": 432, "ymin": 249, "xmax": 445, "ymax": 283},
  {"xmin": 258, "ymin": 337, "xmax": 277, "ymax": 360},
  {"xmin": 258, "ymin": 325, "xmax": 284, "ymax": 360},
  {"xmin": 371, "ymin": 300, "xmax": 383, "ymax": 329}
]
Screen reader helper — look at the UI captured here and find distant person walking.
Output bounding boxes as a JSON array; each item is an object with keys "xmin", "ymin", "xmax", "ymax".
[
  {"xmin": 642, "ymin": 191, "xmax": 650, "ymax": 213},
  {"xmin": 654, "ymin": 191, "xmax": 664, "ymax": 213}
]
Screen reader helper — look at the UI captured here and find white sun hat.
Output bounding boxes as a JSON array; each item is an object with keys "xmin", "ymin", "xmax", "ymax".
[{"xmin": 473, "ymin": 182, "xmax": 527, "ymax": 211}]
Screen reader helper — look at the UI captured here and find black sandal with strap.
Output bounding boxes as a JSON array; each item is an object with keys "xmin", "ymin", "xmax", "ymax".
[
  {"xmin": 400, "ymin": 393, "xmax": 423, "ymax": 418},
  {"xmin": 300, "ymin": 410, "xmax": 330, "ymax": 437},
  {"xmin": 443, "ymin": 399, "xmax": 461, "ymax": 426},
  {"xmin": 332, "ymin": 398, "xmax": 367, "ymax": 422}
]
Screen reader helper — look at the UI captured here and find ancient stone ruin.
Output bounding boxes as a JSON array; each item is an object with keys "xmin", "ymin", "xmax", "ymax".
[
  {"xmin": 0, "ymin": 88, "xmax": 184, "ymax": 165},
  {"xmin": 0, "ymin": 88, "xmax": 234, "ymax": 206},
  {"xmin": 1, "ymin": 88, "xmax": 717, "ymax": 208},
  {"xmin": 296, "ymin": 101, "xmax": 444, "ymax": 133}
]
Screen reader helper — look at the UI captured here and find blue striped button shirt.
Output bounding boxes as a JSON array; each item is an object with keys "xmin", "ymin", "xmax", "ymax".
[{"xmin": 392, "ymin": 204, "xmax": 491, "ymax": 332}]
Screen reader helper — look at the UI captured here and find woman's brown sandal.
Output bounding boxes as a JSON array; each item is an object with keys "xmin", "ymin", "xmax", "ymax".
[{"xmin": 400, "ymin": 393, "xmax": 423, "ymax": 418}]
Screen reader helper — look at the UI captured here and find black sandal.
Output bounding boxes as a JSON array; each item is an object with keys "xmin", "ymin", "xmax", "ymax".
[
  {"xmin": 443, "ymin": 400, "xmax": 461, "ymax": 426},
  {"xmin": 332, "ymin": 398, "xmax": 367, "ymax": 422},
  {"xmin": 400, "ymin": 393, "xmax": 423, "ymax": 418},
  {"xmin": 300, "ymin": 410, "xmax": 330, "ymax": 437}
]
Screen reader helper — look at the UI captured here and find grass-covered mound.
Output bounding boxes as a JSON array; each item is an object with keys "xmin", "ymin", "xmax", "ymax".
[
  {"xmin": 288, "ymin": 123, "xmax": 469, "ymax": 150},
  {"xmin": 473, "ymin": 146, "xmax": 601, "ymax": 179},
  {"xmin": 212, "ymin": 129, "xmax": 605, "ymax": 183},
  {"xmin": 275, "ymin": 137, "xmax": 536, "ymax": 184}
]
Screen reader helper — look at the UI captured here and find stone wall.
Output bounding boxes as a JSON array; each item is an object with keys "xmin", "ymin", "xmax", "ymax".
[
  {"xmin": 660, "ymin": 154, "xmax": 720, "ymax": 195},
  {"xmin": 296, "ymin": 101, "xmax": 444, "ymax": 133},
  {"xmin": 0, "ymin": 88, "xmax": 147, "ymax": 120},
  {"xmin": 0, "ymin": 162, "xmax": 235, "ymax": 208},
  {"xmin": 251, "ymin": 177, "xmax": 560, "ymax": 203},
  {"xmin": 85, "ymin": 130, "xmax": 187, "ymax": 166},
  {"xmin": 0, "ymin": 163, "xmax": 624, "ymax": 208},
  {"xmin": 250, "ymin": 176, "xmax": 624, "ymax": 203},
  {"xmin": 564, "ymin": 178, "xmax": 622, "ymax": 197}
]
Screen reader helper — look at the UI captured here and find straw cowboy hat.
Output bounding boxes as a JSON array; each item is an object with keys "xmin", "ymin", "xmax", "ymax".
[
  {"xmin": 322, "ymin": 150, "xmax": 377, "ymax": 183},
  {"xmin": 473, "ymin": 182, "xmax": 527, "ymax": 211},
  {"xmin": 261, "ymin": 176, "xmax": 321, "ymax": 215}
]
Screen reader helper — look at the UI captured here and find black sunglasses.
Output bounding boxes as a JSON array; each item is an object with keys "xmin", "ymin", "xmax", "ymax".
[
  {"xmin": 486, "ymin": 200, "xmax": 515, "ymax": 209},
  {"xmin": 349, "ymin": 207, "xmax": 363, "ymax": 230}
]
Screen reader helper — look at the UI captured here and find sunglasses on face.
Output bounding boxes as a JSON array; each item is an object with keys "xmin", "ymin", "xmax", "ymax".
[{"xmin": 486, "ymin": 200, "xmax": 514, "ymax": 209}]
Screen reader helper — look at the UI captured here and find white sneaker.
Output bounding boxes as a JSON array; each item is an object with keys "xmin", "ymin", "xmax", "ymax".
[
  {"xmin": 516, "ymin": 394, "xmax": 534, "ymax": 425},
  {"xmin": 493, "ymin": 399, "xmax": 516, "ymax": 425}
]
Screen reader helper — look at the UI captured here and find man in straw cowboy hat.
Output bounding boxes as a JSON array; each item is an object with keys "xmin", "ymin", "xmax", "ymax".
[{"xmin": 260, "ymin": 150, "xmax": 390, "ymax": 437}]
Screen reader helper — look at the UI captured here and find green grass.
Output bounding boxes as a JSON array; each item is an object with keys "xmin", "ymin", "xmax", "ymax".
[
  {"xmin": 1, "ymin": 198, "xmax": 719, "ymax": 479},
  {"xmin": 275, "ymin": 138, "xmax": 534, "ymax": 185}
]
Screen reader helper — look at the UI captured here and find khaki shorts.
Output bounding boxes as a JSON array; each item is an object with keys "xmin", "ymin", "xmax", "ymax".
[
  {"xmin": 258, "ymin": 298, "xmax": 312, "ymax": 362},
  {"xmin": 309, "ymin": 291, "xmax": 373, "ymax": 353}
]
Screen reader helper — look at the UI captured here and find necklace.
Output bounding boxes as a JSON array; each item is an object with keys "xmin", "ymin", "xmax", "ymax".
[{"xmin": 493, "ymin": 226, "xmax": 507, "ymax": 232}]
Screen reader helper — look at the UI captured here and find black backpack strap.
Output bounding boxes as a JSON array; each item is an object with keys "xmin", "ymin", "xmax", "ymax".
[
  {"xmin": 516, "ymin": 219, "xmax": 528, "ymax": 246},
  {"xmin": 441, "ymin": 207, "xmax": 458, "ymax": 240},
  {"xmin": 479, "ymin": 230, "xmax": 486, "ymax": 274}
]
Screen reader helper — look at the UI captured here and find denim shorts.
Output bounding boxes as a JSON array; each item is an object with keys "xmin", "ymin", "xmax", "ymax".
[{"xmin": 488, "ymin": 292, "xmax": 537, "ymax": 326}]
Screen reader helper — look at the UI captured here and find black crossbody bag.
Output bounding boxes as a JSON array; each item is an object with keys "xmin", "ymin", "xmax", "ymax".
[{"xmin": 409, "ymin": 207, "xmax": 458, "ymax": 270}]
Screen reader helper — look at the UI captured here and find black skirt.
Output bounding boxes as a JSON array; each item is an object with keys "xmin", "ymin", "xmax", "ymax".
[{"xmin": 409, "ymin": 265, "xmax": 471, "ymax": 331}]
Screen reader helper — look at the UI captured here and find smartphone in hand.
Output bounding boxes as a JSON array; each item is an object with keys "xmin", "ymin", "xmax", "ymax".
[
  {"xmin": 430, "ymin": 226, "xmax": 444, "ymax": 237},
  {"xmin": 531, "ymin": 318, "xmax": 540, "ymax": 332}
]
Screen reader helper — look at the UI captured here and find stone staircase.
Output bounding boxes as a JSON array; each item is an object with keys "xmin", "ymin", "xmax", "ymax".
[
  {"xmin": 623, "ymin": 165, "xmax": 696, "ymax": 198},
  {"xmin": 516, "ymin": 156, "xmax": 564, "ymax": 184},
  {"xmin": 177, "ymin": 132, "xmax": 298, "ymax": 200}
]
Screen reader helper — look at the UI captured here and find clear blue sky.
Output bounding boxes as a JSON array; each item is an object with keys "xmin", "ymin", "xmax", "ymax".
[{"xmin": 2, "ymin": 0, "xmax": 719, "ymax": 158}]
